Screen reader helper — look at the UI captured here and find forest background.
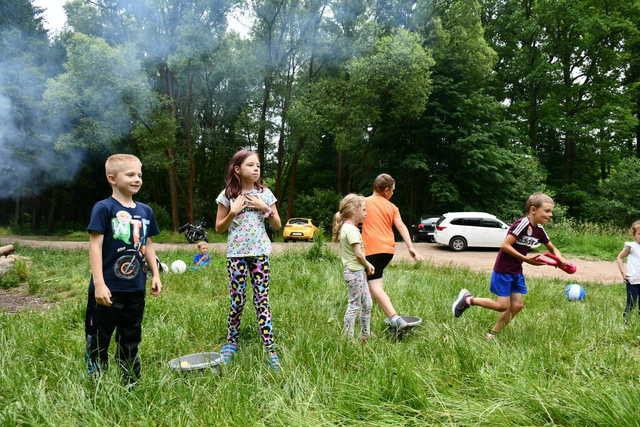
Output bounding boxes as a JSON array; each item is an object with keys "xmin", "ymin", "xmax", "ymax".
[{"xmin": 1, "ymin": 0, "xmax": 640, "ymax": 234}]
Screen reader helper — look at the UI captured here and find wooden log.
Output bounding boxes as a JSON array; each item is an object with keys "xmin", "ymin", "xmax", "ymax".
[{"xmin": 0, "ymin": 244, "xmax": 15, "ymax": 257}]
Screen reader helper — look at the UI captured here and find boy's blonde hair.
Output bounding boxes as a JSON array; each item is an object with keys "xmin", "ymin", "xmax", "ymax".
[
  {"xmin": 196, "ymin": 241, "xmax": 208, "ymax": 249},
  {"xmin": 525, "ymin": 192, "xmax": 554, "ymax": 213},
  {"xmin": 105, "ymin": 154, "xmax": 141, "ymax": 177},
  {"xmin": 629, "ymin": 220, "xmax": 640, "ymax": 235},
  {"xmin": 332, "ymin": 193, "xmax": 365, "ymax": 242},
  {"xmin": 373, "ymin": 174, "xmax": 395, "ymax": 193}
]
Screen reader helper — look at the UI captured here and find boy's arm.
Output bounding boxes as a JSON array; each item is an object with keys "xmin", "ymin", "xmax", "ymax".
[
  {"xmin": 393, "ymin": 214, "xmax": 423, "ymax": 261},
  {"xmin": 352, "ymin": 242, "xmax": 375, "ymax": 276},
  {"xmin": 616, "ymin": 246, "xmax": 631, "ymax": 280},
  {"xmin": 144, "ymin": 237, "xmax": 162, "ymax": 296},
  {"xmin": 89, "ymin": 231, "xmax": 112, "ymax": 306},
  {"xmin": 501, "ymin": 234, "xmax": 544, "ymax": 265},
  {"xmin": 543, "ymin": 241, "xmax": 567, "ymax": 264}
]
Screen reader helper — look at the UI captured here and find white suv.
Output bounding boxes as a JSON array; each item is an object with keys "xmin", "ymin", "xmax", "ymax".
[{"xmin": 434, "ymin": 212, "xmax": 508, "ymax": 251}]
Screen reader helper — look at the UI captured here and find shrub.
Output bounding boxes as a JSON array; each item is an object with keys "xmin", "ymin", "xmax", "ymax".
[{"xmin": 293, "ymin": 189, "xmax": 343, "ymax": 233}]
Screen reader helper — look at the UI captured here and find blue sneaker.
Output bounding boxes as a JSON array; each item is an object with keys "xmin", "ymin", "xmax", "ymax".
[
  {"xmin": 267, "ymin": 352, "xmax": 281, "ymax": 373},
  {"xmin": 221, "ymin": 343, "xmax": 239, "ymax": 363}
]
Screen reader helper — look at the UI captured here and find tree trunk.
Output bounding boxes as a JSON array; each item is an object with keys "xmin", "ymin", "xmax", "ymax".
[
  {"xmin": 166, "ymin": 147, "xmax": 180, "ymax": 230},
  {"xmin": 275, "ymin": 126, "xmax": 286, "ymax": 202},
  {"xmin": 47, "ymin": 189, "xmax": 57, "ymax": 233},
  {"xmin": 286, "ymin": 137, "xmax": 306, "ymax": 219},
  {"xmin": 257, "ymin": 75, "xmax": 272, "ymax": 167},
  {"xmin": 275, "ymin": 64, "xmax": 294, "ymax": 202},
  {"xmin": 13, "ymin": 194, "xmax": 20, "ymax": 226},
  {"xmin": 636, "ymin": 95, "xmax": 640, "ymax": 157},
  {"xmin": 336, "ymin": 150, "xmax": 344, "ymax": 194},
  {"xmin": 184, "ymin": 74, "xmax": 195, "ymax": 224}
]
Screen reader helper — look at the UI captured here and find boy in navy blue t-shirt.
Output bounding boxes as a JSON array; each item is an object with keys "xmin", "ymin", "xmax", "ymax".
[
  {"xmin": 85, "ymin": 154, "xmax": 162, "ymax": 384},
  {"xmin": 451, "ymin": 193, "xmax": 567, "ymax": 338}
]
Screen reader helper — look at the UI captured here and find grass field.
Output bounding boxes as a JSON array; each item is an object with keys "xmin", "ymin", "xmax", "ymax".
[{"xmin": 1, "ymin": 244, "xmax": 639, "ymax": 425}]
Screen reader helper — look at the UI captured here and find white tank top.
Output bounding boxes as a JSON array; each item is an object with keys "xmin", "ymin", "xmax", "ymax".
[{"xmin": 625, "ymin": 242, "xmax": 640, "ymax": 284}]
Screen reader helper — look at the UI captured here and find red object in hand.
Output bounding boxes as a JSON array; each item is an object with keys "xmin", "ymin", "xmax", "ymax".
[{"xmin": 535, "ymin": 252, "xmax": 577, "ymax": 274}]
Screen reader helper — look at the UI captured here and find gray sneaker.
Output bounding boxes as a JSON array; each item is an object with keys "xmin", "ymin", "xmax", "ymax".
[
  {"xmin": 452, "ymin": 288, "xmax": 473, "ymax": 317},
  {"xmin": 389, "ymin": 316, "xmax": 409, "ymax": 331}
]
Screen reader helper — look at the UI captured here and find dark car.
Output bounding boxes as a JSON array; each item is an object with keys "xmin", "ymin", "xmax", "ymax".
[{"xmin": 411, "ymin": 217, "xmax": 439, "ymax": 242}]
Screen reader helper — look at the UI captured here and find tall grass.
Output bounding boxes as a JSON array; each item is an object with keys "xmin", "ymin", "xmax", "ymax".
[
  {"xmin": 0, "ymin": 246, "xmax": 638, "ymax": 425},
  {"xmin": 545, "ymin": 219, "xmax": 629, "ymax": 260}
]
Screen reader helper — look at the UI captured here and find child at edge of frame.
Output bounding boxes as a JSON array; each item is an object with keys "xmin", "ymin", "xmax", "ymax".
[
  {"xmin": 451, "ymin": 192, "xmax": 567, "ymax": 339},
  {"xmin": 616, "ymin": 220, "xmax": 640, "ymax": 321},
  {"xmin": 85, "ymin": 153, "xmax": 162, "ymax": 385}
]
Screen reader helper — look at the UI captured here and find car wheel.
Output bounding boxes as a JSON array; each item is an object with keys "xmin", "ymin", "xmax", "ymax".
[
  {"xmin": 284, "ymin": 238, "xmax": 289, "ymax": 243},
  {"xmin": 411, "ymin": 233, "xmax": 417, "ymax": 242},
  {"xmin": 449, "ymin": 236, "xmax": 467, "ymax": 251}
]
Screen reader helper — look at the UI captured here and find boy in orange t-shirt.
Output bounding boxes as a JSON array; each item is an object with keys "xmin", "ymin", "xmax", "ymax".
[{"xmin": 362, "ymin": 174, "xmax": 423, "ymax": 330}]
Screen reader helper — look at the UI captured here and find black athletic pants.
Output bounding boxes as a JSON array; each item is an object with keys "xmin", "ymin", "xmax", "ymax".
[
  {"xmin": 624, "ymin": 281, "xmax": 640, "ymax": 318},
  {"xmin": 85, "ymin": 290, "xmax": 145, "ymax": 383}
]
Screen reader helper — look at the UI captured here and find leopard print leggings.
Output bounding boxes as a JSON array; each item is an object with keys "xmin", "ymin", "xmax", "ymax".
[{"xmin": 225, "ymin": 256, "xmax": 275, "ymax": 352}]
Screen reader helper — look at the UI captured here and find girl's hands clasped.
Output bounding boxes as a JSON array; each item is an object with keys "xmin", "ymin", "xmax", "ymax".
[
  {"xmin": 230, "ymin": 194, "xmax": 246, "ymax": 215},
  {"xmin": 245, "ymin": 194, "xmax": 269, "ymax": 212}
]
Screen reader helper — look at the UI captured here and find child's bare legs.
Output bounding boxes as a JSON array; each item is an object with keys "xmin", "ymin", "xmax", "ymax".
[
  {"xmin": 368, "ymin": 278, "xmax": 397, "ymax": 318},
  {"xmin": 485, "ymin": 293, "xmax": 525, "ymax": 333},
  {"xmin": 470, "ymin": 295, "xmax": 510, "ymax": 312},
  {"xmin": 368, "ymin": 278, "xmax": 409, "ymax": 330},
  {"xmin": 455, "ymin": 293, "xmax": 525, "ymax": 333}
]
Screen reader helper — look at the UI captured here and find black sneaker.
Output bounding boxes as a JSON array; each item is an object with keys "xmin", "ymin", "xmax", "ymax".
[{"xmin": 452, "ymin": 289, "xmax": 473, "ymax": 317}]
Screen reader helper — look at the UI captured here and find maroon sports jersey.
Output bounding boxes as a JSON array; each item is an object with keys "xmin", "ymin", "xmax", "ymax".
[{"xmin": 493, "ymin": 217, "xmax": 549, "ymax": 274}]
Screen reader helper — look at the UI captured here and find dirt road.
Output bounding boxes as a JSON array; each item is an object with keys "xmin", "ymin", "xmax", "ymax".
[{"xmin": 0, "ymin": 237, "xmax": 620, "ymax": 284}]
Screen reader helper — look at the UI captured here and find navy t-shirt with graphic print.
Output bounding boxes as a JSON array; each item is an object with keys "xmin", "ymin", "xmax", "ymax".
[
  {"xmin": 493, "ymin": 216, "xmax": 549, "ymax": 275},
  {"xmin": 87, "ymin": 197, "xmax": 159, "ymax": 292}
]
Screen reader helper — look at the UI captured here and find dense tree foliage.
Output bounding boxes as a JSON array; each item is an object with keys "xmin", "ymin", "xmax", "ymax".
[{"xmin": 1, "ymin": 0, "xmax": 639, "ymax": 232}]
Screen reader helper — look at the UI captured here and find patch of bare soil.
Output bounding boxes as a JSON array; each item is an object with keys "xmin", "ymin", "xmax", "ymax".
[{"xmin": 0, "ymin": 287, "xmax": 53, "ymax": 313}]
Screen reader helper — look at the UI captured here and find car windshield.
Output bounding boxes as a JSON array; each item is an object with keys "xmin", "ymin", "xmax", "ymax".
[{"xmin": 288, "ymin": 219, "xmax": 309, "ymax": 225}]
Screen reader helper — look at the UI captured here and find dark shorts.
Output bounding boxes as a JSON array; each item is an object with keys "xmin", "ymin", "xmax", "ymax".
[
  {"xmin": 490, "ymin": 271, "xmax": 527, "ymax": 297},
  {"xmin": 365, "ymin": 253, "xmax": 394, "ymax": 280}
]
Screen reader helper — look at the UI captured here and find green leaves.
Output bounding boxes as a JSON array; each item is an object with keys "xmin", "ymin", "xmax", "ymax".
[{"xmin": 44, "ymin": 33, "xmax": 153, "ymax": 151}]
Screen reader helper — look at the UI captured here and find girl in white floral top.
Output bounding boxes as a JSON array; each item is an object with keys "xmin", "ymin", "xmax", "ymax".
[{"xmin": 215, "ymin": 150, "xmax": 282, "ymax": 371}]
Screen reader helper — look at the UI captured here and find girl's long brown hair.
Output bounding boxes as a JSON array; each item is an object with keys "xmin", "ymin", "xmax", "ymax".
[{"xmin": 224, "ymin": 150, "xmax": 264, "ymax": 199}]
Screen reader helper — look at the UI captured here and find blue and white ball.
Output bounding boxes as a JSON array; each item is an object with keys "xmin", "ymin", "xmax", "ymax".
[{"xmin": 564, "ymin": 284, "xmax": 586, "ymax": 301}]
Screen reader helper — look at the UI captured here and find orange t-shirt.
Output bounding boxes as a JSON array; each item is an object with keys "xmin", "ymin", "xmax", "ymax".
[{"xmin": 362, "ymin": 194, "xmax": 400, "ymax": 256}]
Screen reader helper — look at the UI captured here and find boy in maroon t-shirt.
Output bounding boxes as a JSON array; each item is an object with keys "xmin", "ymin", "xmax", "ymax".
[{"xmin": 451, "ymin": 193, "xmax": 567, "ymax": 338}]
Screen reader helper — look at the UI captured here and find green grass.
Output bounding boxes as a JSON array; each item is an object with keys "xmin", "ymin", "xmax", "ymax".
[
  {"xmin": 545, "ymin": 219, "xmax": 629, "ymax": 261},
  {"xmin": 1, "ymin": 245, "xmax": 639, "ymax": 425}
]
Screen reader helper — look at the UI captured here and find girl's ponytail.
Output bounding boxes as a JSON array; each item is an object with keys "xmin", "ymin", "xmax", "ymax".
[
  {"xmin": 333, "ymin": 193, "xmax": 364, "ymax": 242},
  {"xmin": 333, "ymin": 211, "xmax": 343, "ymax": 242}
]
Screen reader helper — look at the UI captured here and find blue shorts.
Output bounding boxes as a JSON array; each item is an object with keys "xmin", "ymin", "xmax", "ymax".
[{"xmin": 490, "ymin": 271, "xmax": 527, "ymax": 297}]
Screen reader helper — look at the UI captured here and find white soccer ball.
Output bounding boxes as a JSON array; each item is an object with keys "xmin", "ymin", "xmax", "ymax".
[
  {"xmin": 564, "ymin": 284, "xmax": 586, "ymax": 301},
  {"xmin": 171, "ymin": 260, "xmax": 187, "ymax": 274}
]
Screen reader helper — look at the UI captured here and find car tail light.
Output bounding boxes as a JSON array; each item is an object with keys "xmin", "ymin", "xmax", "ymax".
[
  {"xmin": 436, "ymin": 225, "xmax": 447, "ymax": 231},
  {"xmin": 417, "ymin": 224, "xmax": 424, "ymax": 230}
]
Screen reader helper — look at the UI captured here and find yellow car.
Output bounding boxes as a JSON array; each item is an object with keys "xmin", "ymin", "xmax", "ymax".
[{"xmin": 283, "ymin": 218, "xmax": 318, "ymax": 242}]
